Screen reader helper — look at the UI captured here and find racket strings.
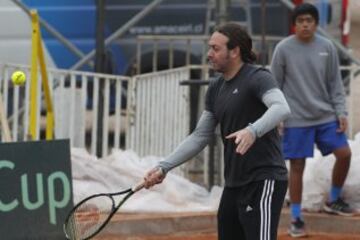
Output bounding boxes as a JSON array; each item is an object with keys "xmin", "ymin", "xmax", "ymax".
[{"xmin": 65, "ymin": 196, "xmax": 114, "ymax": 240}]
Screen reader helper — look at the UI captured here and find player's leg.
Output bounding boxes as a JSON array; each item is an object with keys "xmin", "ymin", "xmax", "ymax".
[
  {"xmin": 331, "ymin": 146, "xmax": 351, "ymax": 196},
  {"xmin": 288, "ymin": 158, "xmax": 308, "ymax": 238},
  {"xmin": 239, "ymin": 180, "xmax": 287, "ymax": 240},
  {"xmin": 315, "ymin": 121, "xmax": 353, "ymax": 216},
  {"xmin": 282, "ymin": 126, "xmax": 315, "ymax": 237},
  {"xmin": 288, "ymin": 158, "xmax": 305, "ymax": 216},
  {"xmin": 217, "ymin": 187, "xmax": 245, "ymax": 240}
]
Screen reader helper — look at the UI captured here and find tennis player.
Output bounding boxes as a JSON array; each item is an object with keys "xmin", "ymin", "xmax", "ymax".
[
  {"xmin": 143, "ymin": 22, "xmax": 291, "ymax": 240},
  {"xmin": 271, "ymin": 3, "xmax": 353, "ymax": 238}
]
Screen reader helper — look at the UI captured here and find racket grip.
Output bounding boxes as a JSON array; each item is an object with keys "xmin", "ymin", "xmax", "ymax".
[
  {"xmin": 132, "ymin": 181, "xmax": 145, "ymax": 192},
  {"xmin": 136, "ymin": 168, "xmax": 164, "ymax": 191}
]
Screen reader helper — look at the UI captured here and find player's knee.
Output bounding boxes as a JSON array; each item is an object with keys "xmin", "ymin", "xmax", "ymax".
[
  {"xmin": 335, "ymin": 146, "xmax": 352, "ymax": 162},
  {"xmin": 290, "ymin": 160, "xmax": 305, "ymax": 173},
  {"xmin": 344, "ymin": 147, "xmax": 351, "ymax": 160}
]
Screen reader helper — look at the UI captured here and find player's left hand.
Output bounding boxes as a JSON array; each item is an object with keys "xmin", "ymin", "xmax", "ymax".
[
  {"xmin": 337, "ymin": 116, "xmax": 348, "ymax": 132},
  {"xmin": 226, "ymin": 128, "xmax": 256, "ymax": 155}
]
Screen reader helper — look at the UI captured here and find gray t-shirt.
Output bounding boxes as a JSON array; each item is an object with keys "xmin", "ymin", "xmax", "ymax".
[
  {"xmin": 270, "ymin": 34, "xmax": 347, "ymax": 127},
  {"xmin": 205, "ymin": 64, "xmax": 288, "ymax": 186}
]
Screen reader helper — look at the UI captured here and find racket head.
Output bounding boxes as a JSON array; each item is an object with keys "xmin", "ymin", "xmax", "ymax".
[{"xmin": 64, "ymin": 189, "xmax": 132, "ymax": 240}]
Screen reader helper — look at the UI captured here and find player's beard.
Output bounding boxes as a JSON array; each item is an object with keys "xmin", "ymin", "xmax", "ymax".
[{"xmin": 208, "ymin": 52, "xmax": 231, "ymax": 73}]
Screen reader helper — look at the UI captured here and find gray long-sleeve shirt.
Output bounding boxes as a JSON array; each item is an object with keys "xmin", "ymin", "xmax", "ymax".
[{"xmin": 270, "ymin": 34, "xmax": 347, "ymax": 127}]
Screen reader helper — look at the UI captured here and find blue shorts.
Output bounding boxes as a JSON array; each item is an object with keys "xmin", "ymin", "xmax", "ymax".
[{"xmin": 282, "ymin": 121, "xmax": 349, "ymax": 159}]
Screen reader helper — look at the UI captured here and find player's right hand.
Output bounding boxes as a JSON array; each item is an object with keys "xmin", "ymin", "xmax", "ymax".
[
  {"xmin": 144, "ymin": 167, "xmax": 165, "ymax": 189},
  {"xmin": 226, "ymin": 128, "xmax": 255, "ymax": 155}
]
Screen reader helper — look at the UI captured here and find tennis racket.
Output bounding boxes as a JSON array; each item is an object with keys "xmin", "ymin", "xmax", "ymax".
[{"xmin": 63, "ymin": 181, "xmax": 145, "ymax": 240}]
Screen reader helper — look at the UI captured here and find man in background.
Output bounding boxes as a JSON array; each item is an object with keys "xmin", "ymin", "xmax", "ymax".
[{"xmin": 271, "ymin": 3, "xmax": 353, "ymax": 238}]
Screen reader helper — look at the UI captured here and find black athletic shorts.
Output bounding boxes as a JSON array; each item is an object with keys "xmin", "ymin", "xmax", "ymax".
[{"xmin": 217, "ymin": 180, "xmax": 287, "ymax": 240}]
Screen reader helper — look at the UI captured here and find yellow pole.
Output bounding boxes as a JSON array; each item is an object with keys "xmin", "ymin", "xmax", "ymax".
[
  {"xmin": 29, "ymin": 10, "xmax": 55, "ymax": 140},
  {"xmin": 37, "ymin": 19, "xmax": 54, "ymax": 140},
  {"xmin": 29, "ymin": 10, "xmax": 39, "ymax": 140}
]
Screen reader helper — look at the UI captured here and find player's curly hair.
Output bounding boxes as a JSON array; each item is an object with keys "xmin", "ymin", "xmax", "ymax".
[
  {"xmin": 215, "ymin": 22, "xmax": 256, "ymax": 63},
  {"xmin": 292, "ymin": 3, "xmax": 319, "ymax": 25}
]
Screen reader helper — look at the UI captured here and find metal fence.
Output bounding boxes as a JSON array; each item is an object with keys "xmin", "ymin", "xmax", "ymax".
[
  {"xmin": 1, "ymin": 62, "xmax": 360, "ymax": 187},
  {"xmin": 127, "ymin": 66, "xmax": 191, "ymax": 157},
  {"xmin": 0, "ymin": 63, "xmax": 194, "ymax": 157},
  {"xmin": 0, "ymin": 63, "xmax": 131, "ymax": 157},
  {"xmin": 136, "ymin": 35, "xmax": 209, "ymax": 74}
]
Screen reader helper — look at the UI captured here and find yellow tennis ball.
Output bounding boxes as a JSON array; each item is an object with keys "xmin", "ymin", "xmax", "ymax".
[{"xmin": 11, "ymin": 71, "xmax": 26, "ymax": 86}]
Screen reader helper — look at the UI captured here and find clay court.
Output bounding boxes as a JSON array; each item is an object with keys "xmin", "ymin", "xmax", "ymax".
[
  {"xmin": 89, "ymin": 211, "xmax": 360, "ymax": 240},
  {"xmin": 99, "ymin": 232, "xmax": 360, "ymax": 240}
]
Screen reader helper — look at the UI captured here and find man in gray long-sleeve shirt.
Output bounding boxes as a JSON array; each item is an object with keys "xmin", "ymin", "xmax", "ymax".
[
  {"xmin": 270, "ymin": 3, "xmax": 353, "ymax": 238},
  {"xmin": 143, "ymin": 23, "xmax": 291, "ymax": 240}
]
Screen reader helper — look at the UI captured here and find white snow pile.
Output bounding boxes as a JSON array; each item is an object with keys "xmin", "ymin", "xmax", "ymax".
[
  {"xmin": 71, "ymin": 133, "xmax": 360, "ymax": 213},
  {"xmin": 71, "ymin": 149, "xmax": 222, "ymax": 212}
]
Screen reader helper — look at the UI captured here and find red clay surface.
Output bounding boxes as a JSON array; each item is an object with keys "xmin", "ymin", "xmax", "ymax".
[
  {"xmin": 98, "ymin": 231, "xmax": 360, "ymax": 240},
  {"xmin": 92, "ymin": 211, "xmax": 360, "ymax": 240}
]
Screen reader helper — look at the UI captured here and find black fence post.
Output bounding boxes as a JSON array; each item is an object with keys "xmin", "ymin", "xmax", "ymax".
[{"xmin": 95, "ymin": 0, "xmax": 106, "ymax": 157}]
